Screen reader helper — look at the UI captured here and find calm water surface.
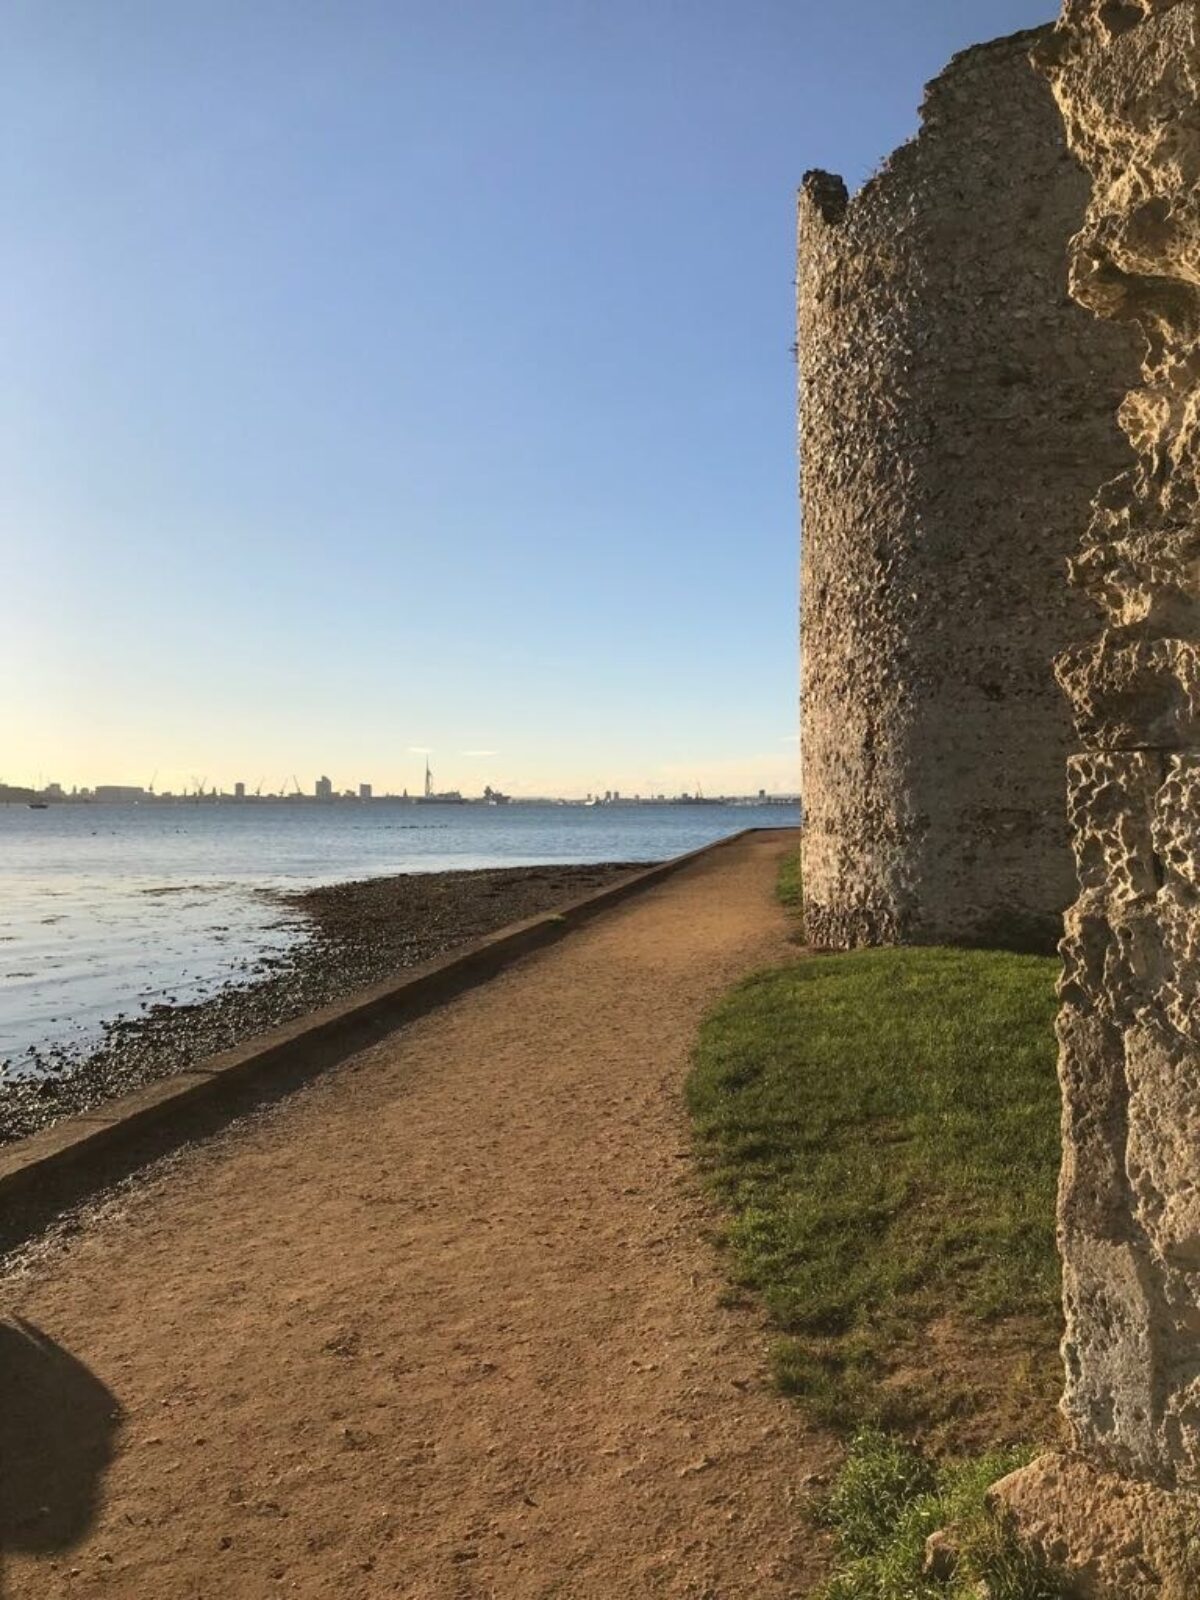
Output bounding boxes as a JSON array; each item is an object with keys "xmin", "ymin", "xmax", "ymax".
[{"xmin": 0, "ymin": 801, "xmax": 797, "ymax": 1070}]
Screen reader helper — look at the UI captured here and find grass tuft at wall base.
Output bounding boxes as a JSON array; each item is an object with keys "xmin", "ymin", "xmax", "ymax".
[{"xmin": 815, "ymin": 1431, "xmax": 1068, "ymax": 1599}]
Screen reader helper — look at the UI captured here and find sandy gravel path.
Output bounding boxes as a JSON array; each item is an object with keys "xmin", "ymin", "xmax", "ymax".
[{"xmin": 2, "ymin": 829, "xmax": 830, "ymax": 1599}]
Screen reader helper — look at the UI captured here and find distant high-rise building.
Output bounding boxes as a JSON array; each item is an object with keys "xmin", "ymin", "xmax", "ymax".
[
  {"xmin": 359, "ymin": 783, "xmax": 372, "ymax": 801},
  {"xmin": 234, "ymin": 781, "xmax": 246, "ymax": 799},
  {"xmin": 315, "ymin": 775, "xmax": 333, "ymax": 801}
]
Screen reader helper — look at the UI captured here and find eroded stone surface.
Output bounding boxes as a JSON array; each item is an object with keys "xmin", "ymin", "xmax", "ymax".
[
  {"xmin": 1034, "ymin": 0, "xmax": 1200, "ymax": 1497},
  {"xmin": 991, "ymin": 1452, "xmax": 1200, "ymax": 1600},
  {"xmin": 994, "ymin": 8, "xmax": 1200, "ymax": 1593},
  {"xmin": 796, "ymin": 30, "xmax": 1139, "ymax": 953}
]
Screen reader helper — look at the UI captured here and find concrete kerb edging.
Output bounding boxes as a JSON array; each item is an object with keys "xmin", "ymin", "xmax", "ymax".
[{"xmin": 0, "ymin": 826, "xmax": 795, "ymax": 1208}]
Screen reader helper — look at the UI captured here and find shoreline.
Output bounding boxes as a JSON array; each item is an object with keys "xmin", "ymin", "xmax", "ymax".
[{"xmin": 0, "ymin": 860, "xmax": 648, "ymax": 1146}]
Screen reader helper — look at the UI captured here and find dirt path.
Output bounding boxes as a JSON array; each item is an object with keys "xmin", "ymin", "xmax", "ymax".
[{"xmin": 2, "ymin": 830, "xmax": 832, "ymax": 1599}]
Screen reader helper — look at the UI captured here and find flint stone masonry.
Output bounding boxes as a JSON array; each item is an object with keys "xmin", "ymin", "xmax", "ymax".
[
  {"xmin": 992, "ymin": 5, "xmax": 1200, "ymax": 1595},
  {"xmin": 797, "ymin": 28, "xmax": 1140, "ymax": 953}
]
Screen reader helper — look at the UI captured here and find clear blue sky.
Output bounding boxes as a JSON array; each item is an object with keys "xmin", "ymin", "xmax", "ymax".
[{"xmin": 4, "ymin": 0, "xmax": 1054, "ymax": 798}]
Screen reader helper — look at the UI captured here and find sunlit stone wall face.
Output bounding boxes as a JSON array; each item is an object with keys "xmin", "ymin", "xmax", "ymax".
[
  {"xmin": 796, "ymin": 28, "xmax": 1140, "ymax": 953},
  {"xmin": 1036, "ymin": 0, "xmax": 1200, "ymax": 1488}
]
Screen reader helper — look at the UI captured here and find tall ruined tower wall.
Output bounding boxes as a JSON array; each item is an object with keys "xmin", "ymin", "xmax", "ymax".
[{"xmin": 798, "ymin": 28, "xmax": 1141, "ymax": 952}]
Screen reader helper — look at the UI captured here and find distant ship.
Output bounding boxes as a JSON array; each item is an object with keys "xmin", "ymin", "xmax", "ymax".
[{"xmin": 28, "ymin": 800, "xmax": 49, "ymax": 810}]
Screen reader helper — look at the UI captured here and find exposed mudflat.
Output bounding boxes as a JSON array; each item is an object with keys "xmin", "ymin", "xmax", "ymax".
[{"xmin": 0, "ymin": 863, "xmax": 645, "ymax": 1145}]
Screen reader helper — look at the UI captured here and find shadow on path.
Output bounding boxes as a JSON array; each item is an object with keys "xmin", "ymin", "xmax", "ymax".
[{"xmin": 0, "ymin": 1318, "xmax": 120, "ymax": 1591}]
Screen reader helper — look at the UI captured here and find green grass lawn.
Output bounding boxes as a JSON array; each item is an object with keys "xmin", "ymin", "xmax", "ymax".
[{"xmin": 687, "ymin": 936, "xmax": 1062, "ymax": 1441}]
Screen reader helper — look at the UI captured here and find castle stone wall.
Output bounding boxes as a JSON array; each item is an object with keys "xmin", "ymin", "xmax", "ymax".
[
  {"xmin": 991, "ymin": 8, "xmax": 1200, "ymax": 1593},
  {"xmin": 1042, "ymin": 0, "xmax": 1200, "ymax": 1495},
  {"xmin": 797, "ymin": 28, "xmax": 1140, "ymax": 952}
]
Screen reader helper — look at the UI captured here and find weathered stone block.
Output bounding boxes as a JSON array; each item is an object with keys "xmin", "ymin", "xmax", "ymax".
[
  {"xmin": 1060, "ymin": 1229, "xmax": 1163, "ymax": 1475},
  {"xmin": 1126, "ymin": 1020, "xmax": 1200, "ymax": 1273},
  {"xmin": 1058, "ymin": 636, "xmax": 1200, "ymax": 748},
  {"xmin": 1154, "ymin": 754, "xmax": 1200, "ymax": 894},
  {"xmin": 1066, "ymin": 749, "xmax": 1162, "ymax": 896},
  {"xmin": 1056, "ymin": 1003, "xmax": 1132, "ymax": 1242},
  {"xmin": 991, "ymin": 1452, "xmax": 1200, "ymax": 1600}
]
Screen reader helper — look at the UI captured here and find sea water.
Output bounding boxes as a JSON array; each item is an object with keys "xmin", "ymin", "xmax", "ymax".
[{"xmin": 0, "ymin": 801, "xmax": 797, "ymax": 1071}]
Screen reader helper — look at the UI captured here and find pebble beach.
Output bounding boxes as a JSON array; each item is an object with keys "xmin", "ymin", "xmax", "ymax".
[{"xmin": 0, "ymin": 860, "xmax": 644, "ymax": 1145}]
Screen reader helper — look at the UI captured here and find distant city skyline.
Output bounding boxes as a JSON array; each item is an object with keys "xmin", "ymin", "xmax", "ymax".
[
  {"xmin": 6, "ymin": 0, "xmax": 1052, "ymax": 790},
  {"xmin": 8, "ymin": 744, "xmax": 803, "ymax": 803}
]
